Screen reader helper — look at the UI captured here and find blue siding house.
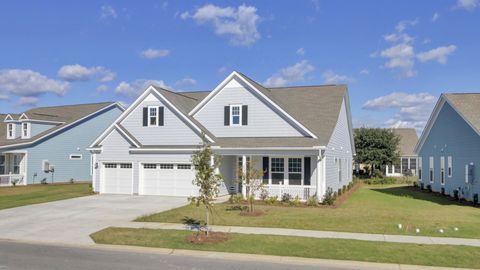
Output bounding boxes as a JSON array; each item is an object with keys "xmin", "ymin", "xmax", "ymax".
[
  {"xmin": 0, "ymin": 102, "xmax": 124, "ymax": 186},
  {"xmin": 415, "ymin": 93, "xmax": 480, "ymax": 202}
]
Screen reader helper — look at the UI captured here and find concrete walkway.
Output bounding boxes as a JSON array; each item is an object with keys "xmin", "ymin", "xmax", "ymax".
[{"xmin": 118, "ymin": 222, "xmax": 480, "ymax": 247}]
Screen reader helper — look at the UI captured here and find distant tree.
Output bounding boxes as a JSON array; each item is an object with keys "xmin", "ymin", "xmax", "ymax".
[
  {"xmin": 354, "ymin": 128, "xmax": 400, "ymax": 176},
  {"xmin": 236, "ymin": 159, "xmax": 265, "ymax": 213},
  {"xmin": 189, "ymin": 138, "xmax": 223, "ymax": 236}
]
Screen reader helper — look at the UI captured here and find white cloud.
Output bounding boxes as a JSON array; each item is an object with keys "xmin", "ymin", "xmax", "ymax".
[
  {"xmin": 417, "ymin": 45, "xmax": 457, "ymax": 64},
  {"xmin": 115, "ymin": 79, "xmax": 171, "ymax": 98},
  {"xmin": 141, "ymin": 48, "xmax": 170, "ymax": 59},
  {"xmin": 395, "ymin": 18, "xmax": 419, "ymax": 33},
  {"xmin": 181, "ymin": 4, "xmax": 261, "ymax": 46},
  {"xmin": 432, "ymin": 12, "xmax": 440, "ymax": 22},
  {"xmin": 380, "ymin": 43, "xmax": 416, "ymax": 77},
  {"xmin": 264, "ymin": 60, "xmax": 314, "ymax": 87},
  {"xmin": 457, "ymin": 0, "xmax": 479, "ymax": 10},
  {"xmin": 322, "ymin": 70, "xmax": 354, "ymax": 84},
  {"xmin": 96, "ymin": 84, "xmax": 109, "ymax": 92},
  {"xmin": 363, "ymin": 92, "xmax": 436, "ymax": 132},
  {"xmin": 18, "ymin": 96, "xmax": 38, "ymax": 107},
  {"xmin": 100, "ymin": 5, "xmax": 117, "ymax": 19},
  {"xmin": 58, "ymin": 64, "xmax": 115, "ymax": 82},
  {"xmin": 174, "ymin": 77, "xmax": 197, "ymax": 87},
  {"xmin": 0, "ymin": 94, "xmax": 8, "ymax": 100},
  {"xmin": 360, "ymin": 69, "xmax": 370, "ymax": 75},
  {"xmin": 296, "ymin": 47, "xmax": 305, "ymax": 56},
  {"xmin": 0, "ymin": 69, "xmax": 68, "ymax": 97}
]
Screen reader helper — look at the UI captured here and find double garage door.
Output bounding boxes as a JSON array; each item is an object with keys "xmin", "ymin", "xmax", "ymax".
[{"xmin": 101, "ymin": 162, "xmax": 196, "ymax": 196}]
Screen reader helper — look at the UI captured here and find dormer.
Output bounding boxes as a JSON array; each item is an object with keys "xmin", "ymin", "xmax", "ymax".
[
  {"xmin": 21, "ymin": 122, "xmax": 31, "ymax": 139},
  {"xmin": 6, "ymin": 122, "xmax": 16, "ymax": 139}
]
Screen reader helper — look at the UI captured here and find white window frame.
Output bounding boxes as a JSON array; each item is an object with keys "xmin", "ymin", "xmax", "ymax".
[
  {"xmin": 447, "ymin": 156, "xmax": 452, "ymax": 178},
  {"xmin": 21, "ymin": 122, "xmax": 30, "ymax": 139},
  {"xmin": 69, "ymin": 154, "xmax": 83, "ymax": 160},
  {"xmin": 7, "ymin": 123, "xmax": 15, "ymax": 139},
  {"xmin": 269, "ymin": 157, "xmax": 303, "ymax": 185},
  {"xmin": 0, "ymin": 155, "xmax": 5, "ymax": 175},
  {"xmin": 429, "ymin": 156, "xmax": 434, "ymax": 183},
  {"xmin": 288, "ymin": 157, "xmax": 303, "ymax": 186},
  {"xmin": 147, "ymin": 106, "xmax": 159, "ymax": 127},
  {"xmin": 229, "ymin": 104, "xmax": 242, "ymax": 126},
  {"xmin": 440, "ymin": 156, "xmax": 445, "ymax": 185},
  {"xmin": 418, "ymin": 157, "xmax": 422, "ymax": 180}
]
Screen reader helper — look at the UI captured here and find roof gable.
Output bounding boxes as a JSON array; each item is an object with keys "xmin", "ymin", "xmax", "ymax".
[{"xmin": 391, "ymin": 128, "xmax": 418, "ymax": 156}]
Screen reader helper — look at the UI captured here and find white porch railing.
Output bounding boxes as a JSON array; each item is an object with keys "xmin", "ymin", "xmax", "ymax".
[
  {"xmin": 260, "ymin": 184, "xmax": 317, "ymax": 201},
  {"xmin": 0, "ymin": 174, "xmax": 25, "ymax": 186}
]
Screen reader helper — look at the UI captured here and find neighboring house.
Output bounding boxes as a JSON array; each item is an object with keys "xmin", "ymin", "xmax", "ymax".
[
  {"xmin": 385, "ymin": 128, "xmax": 418, "ymax": 177},
  {"xmin": 89, "ymin": 71, "xmax": 355, "ymax": 201},
  {"xmin": 0, "ymin": 102, "xmax": 124, "ymax": 186},
  {"xmin": 415, "ymin": 93, "xmax": 480, "ymax": 201}
]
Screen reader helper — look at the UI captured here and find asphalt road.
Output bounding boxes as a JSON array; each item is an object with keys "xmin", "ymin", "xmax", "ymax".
[{"xmin": 0, "ymin": 240, "xmax": 347, "ymax": 270}]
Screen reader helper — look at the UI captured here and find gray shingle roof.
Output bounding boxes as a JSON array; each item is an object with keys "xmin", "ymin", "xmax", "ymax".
[
  {"xmin": 0, "ymin": 102, "xmax": 116, "ymax": 148},
  {"xmin": 444, "ymin": 93, "xmax": 480, "ymax": 134},
  {"xmin": 391, "ymin": 128, "xmax": 418, "ymax": 156}
]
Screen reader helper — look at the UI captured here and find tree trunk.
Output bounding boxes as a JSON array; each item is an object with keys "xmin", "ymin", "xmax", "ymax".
[{"xmin": 205, "ymin": 207, "xmax": 209, "ymax": 237}]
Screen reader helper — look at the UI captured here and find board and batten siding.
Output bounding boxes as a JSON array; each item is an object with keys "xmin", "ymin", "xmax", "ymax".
[
  {"xmin": 94, "ymin": 128, "xmax": 193, "ymax": 193},
  {"xmin": 418, "ymin": 102, "xmax": 480, "ymax": 200},
  {"xmin": 324, "ymin": 99, "xmax": 353, "ymax": 194},
  {"xmin": 24, "ymin": 105, "xmax": 122, "ymax": 184},
  {"xmin": 120, "ymin": 93, "xmax": 203, "ymax": 145},
  {"xmin": 29, "ymin": 122, "xmax": 57, "ymax": 137},
  {"xmin": 194, "ymin": 77, "xmax": 305, "ymax": 137}
]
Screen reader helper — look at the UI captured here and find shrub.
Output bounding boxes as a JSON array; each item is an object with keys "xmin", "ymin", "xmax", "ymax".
[
  {"xmin": 338, "ymin": 188, "xmax": 342, "ymax": 196},
  {"xmin": 453, "ymin": 189, "xmax": 459, "ymax": 200},
  {"xmin": 306, "ymin": 195, "xmax": 318, "ymax": 206},
  {"xmin": 10, "ymin": 178, "xmax": 19, "ymax": 187},
  {"xmin": 40, "ymin": 178, "xmax": 48, "ymax": 185},
  {"xmin": 228, "ymin": 194, "xmax": 244, "ymax": 204},
  {"xmin": 289, "ymin": 196, "xmax": 302, "ymax": 206},
  {"xmin": 365, "ymin": 177, "xmax": 397, "ymax": 185},
  {"xmin": 342, "ymin": 185, "xmax": 347, "ymax": 194},
  {"xmin": 265, "ymin": 196, "xmax": 278, "ymax": 205},
  {"xmin": 70, "ymin": 178, "xmax": 74, "ymax": 184},
  {"xmin": 420, "ymin": 182, "xmax": 424, "ymax": 190},
  {"xmin": 474, "ymin": 194, "xmax": 479, "ymax": 205},
  {"xmin": 259, "ymin": 189, "xmax": 269, "ymax": 201},
  {"xmin": 373, "ymin": 169, "xmax": 384, "ymax": 178},
  {"xmin": 427, "ymin": 184, "xmax": 432, "ymax": 192},
  {"xmin": 322, "ymin": 187, "xmax": 336, "ymax": 205},
  {"xmin": 441, "ymin": 187, "xmax": 445, "ymax": 195},
  {"xmin": 281, "ymin": 193, "xmax": 292, "ymax": 203}
]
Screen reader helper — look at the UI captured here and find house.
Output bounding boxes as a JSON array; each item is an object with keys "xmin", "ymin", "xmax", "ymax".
[
  {"xmin": 415, "ymin": 93, "xmax": 480, "ymax": 201},
  {"xmin": 0, "ymin": 102, "xmax": 124, "ymax": 186},
  {"xmin": 89, "ymin": 71, "xmax": 355, "ymax": 200},
  {"xmin": 385, "ymin": 128, "xmax": 418, "ymax": 177}
]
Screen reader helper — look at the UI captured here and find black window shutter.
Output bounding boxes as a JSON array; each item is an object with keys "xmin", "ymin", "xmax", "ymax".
[
  {"xmin": 142, "ymin": 107, "xmax": 148, "ymax": 126},
  {"xmin": 262, "ymin": 156, "xmax": 269, "ymax": 184},
  {"xmin": 158, "ymin": 107, "xmax": 164, "ymax": 126},
  {"xmin": 224, "ymin": 106, "xmax": 230, "ymax": 126},
  {"xmin": 242, "ymin": 105, "xmax": 248, "ymax": 126},
  {"xmin": 304, "ymin": 157, "xmax": 311, "ymax": 185}
]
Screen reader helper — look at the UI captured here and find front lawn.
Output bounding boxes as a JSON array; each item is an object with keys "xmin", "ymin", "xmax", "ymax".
[
  {"xmin": 0, "ymin": 183, "xmax": 93, "ymax": 210},
  {"xmin": 91, "ymin": 227, "xmax": 480, "ymax": 269},
  {"xmin": 137, "ymin": 184, "xmax": 480, "ymax": 238}
]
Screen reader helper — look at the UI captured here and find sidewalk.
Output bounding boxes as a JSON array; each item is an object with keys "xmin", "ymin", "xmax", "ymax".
[{"xmin": 118, "ymin": 222, "xmax": 480, "ymax": 247}]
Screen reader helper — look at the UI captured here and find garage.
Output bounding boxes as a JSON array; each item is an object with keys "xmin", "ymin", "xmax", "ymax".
[
  {"xmin": 102, "ymin": 163, "xmax": 133, "ymax": 194},
  {"xmin": 140, "ymin": 163, "xmax": 197, "ymax": 196}
]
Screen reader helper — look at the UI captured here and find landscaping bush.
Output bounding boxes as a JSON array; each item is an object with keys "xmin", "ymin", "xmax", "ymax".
[
  {"xmin": 306, "ymin": 195, "xmax": 318, "ymax": 206},
  {"xmin": 259, "ymin": 189, "xmax": 269, "ymax": 201},
  {"xmin": 474, "ymin": 194, "xmax": 479, "ymax": 205},
  {"xmin": 10, "ymin": 178, "xmax": 19, "ymax": 187},
  {"xmin": 453, "ymin": 189, "xmax": 459, "ymax": 200},
  {"xmin": 420, "ymin": 182, "xmax": 424, "ymax": 190},
  {"xmin": 338, "ymin": 188, "xmax": 342, "ymax": 196},
  {"xmin": 265, "ymin": 196, "xmax": 278, "ymax": 205},
  {"xmin": 281, "ymin": 193, "xmax": 292, "ymax": 203},
  {"xmin": 372, "ymin": 168, "xmax": 384, "ymax": 178},
  {"xmin": 70, "ymin": 178, "xmax": 74, "ymax": 184},
  {"xmin": 322, "ymin": 187, "xmax": 336, "ymax": 205},
  {"xmin": 289, "ymin": 196, "xmax": 302, "ymax": 207},
  {"xmin": 427, "ymin": 184, "xmax": 432, "ymax": 192},
  {"xmin": 228, "ymin": 194, "xmax": 244, "ymax": 204},
  {"xmin": 342, "ymin": 185, "xmax": 347, "ymax": 194},
  {"xmin": 364, "ymin": 177, "xmax": 397, "ymax": 185},
  {"xmin": 441, "ymin": 187, "xmax": 445, "ymax": 195},
  {"xmin": 40, "ymin": 178, "xmax": 48, "ymax": 185}
]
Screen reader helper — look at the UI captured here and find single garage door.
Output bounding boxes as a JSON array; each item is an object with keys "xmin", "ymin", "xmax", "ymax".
[
  {"xmin": 140, "ymin": 163, "xmax": 197, "ymax": 196},
  {"xmin": 102, "ymin": 163, "xmax": 133, "ymax": 194}
]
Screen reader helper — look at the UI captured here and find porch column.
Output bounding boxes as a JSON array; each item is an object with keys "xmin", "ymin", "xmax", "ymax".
[
  {"xmin": 316, "ymin": 150, "xmax": 326, "ymax": 201},
  {"xmin": 242, "ymin": 155, "xmax": 247, "ymax": 197}
]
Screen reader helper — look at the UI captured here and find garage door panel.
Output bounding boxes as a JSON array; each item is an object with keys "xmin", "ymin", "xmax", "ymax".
[
  {"xmin": 140, "ymin": 163, "xmax": 196, "ymax": 196},
  {"xmin": 102, "ymin": 163, "xmax": 133, "ymax": 194}
]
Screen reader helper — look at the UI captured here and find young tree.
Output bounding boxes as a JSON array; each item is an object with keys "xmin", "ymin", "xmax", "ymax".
[
  {"xmin": 236, "ymin": 158, "xmax": 265, "ymax": 212},
  {"xmin": 354, "ymin": 128, "xmax": 400, "ymax": 176},
  {"xmin": 189, "ymin": 139, "xmax": 223, "ymax": 236}
]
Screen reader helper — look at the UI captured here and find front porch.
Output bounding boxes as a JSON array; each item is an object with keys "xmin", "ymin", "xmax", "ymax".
[
  {"xmin": 0, "ymin": 152, "xmax": 26, "ymax": 186},
  {"xmin": 216, "ymin": 150, "xmax": 323, "ymax": 201}
]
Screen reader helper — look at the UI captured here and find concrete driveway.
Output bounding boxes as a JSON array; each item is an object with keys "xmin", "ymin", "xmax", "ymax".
[{"xmin": 0, "ymin": 195, "xmax": 188, "ymax": 245}]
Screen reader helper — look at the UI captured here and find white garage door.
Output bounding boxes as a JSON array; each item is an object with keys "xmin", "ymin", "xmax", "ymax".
[
  {"xmin": 140, "ymin": 163, "xmax": 197, "ymax": 196},
  {"xmin": 102, "ymin": 163, "xmax": 133, "ymax": 194}
]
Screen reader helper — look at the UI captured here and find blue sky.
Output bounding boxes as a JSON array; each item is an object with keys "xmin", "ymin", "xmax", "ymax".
[{"xmin": 0, "ymin": 0, "xmax": 479, "ymax": 132}]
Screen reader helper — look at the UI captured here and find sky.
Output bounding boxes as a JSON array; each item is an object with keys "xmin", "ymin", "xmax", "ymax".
[{"xmin": 0, "ymin": 0, "xmax": 479, "ymax": 133}]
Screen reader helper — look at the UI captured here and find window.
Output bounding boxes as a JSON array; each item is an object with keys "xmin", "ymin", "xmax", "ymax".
[
  {"xmin": 104, "ymin": 163, "xmax": 117, "ymax": 168},
  {"xmin": 401, "ymin": 158, "xmax": 409, "ymax": 174},
  {"xmin": 177, "ymin": 164, "xmax": 192, "ymax": 170},
  {"xmin": 429, "ymin": 156, "xmax": 434, "ymax": 183},
  {"xmin": 410, "ymin": 158, "xmax": 417, "ymax": 173},
  {"xmin": 271, "ymin": 158, "xmax": 284, "ymax": 184},
  {"xmin": 13, "ymin": 155, "xmax": 20, "ymax": 174},
  {"xmin": 447, "ymin": 156, "xmax": 452, "ymax": 177},
  {"xmin": 143, "ymin": 164, "xmax": 157, "ymax": 169},
  {"xmin": 7, "ymin": 123, "xmax": 15, "ymax": 139},
  {"xmin": 394, "ymin": 161, "xmax": 401, "ymax": 173},
  {"xmin": 0, "ymin": 155, "xmax": 5, "ymax": 174},
  {"xmin": 159, "ymin": 164, "xmax": 174, "ymax": 169},
  {"xmin": 148, "ymin": 106, "xmax": 158, "ymax": 126},
  {"xmin": 237, "ymin": 156, "xmax": 251, "ymax": 179},
  {"xmin": 69, "ymin": 154, "xmax": 83, "ymax": 160},
  {"xmin": 337, "ymin": 158, "xmax": 342, "ymax": 183},
  {"xmin": 418, "ymin": 157, "xmax": 422, "ymax": 180},
  {"xmin": 120, "ymin": 163, "xmax": 132, "ymax": 169},
  {"xmin": 21, "ymin": 122, "xmax": 30, "ymax": 138},
  {"xmin": 230, "ymin": 105, "xmax": 241, "ymax": 126},
  {"xmin": 288, "ymin": 158, "xmax": 302, "ymax": 185},
  {"xmin": 440, "ymin": 156, "xmax": 445, "ymax": 185}
]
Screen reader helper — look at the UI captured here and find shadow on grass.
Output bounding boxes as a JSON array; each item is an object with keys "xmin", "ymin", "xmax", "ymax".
[{"xmin": 371, "ymin": 186, "xmax": 470, "ymax": 207}]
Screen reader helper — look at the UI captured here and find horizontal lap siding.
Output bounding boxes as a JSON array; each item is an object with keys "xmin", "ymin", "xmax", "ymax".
[
  {"xmin": 121, "ymin": 93, "xmax": 203, "ymax": 145},
  {"xmin": 325, "ymin": 99, "xmax": 353, "ymax": 193},
  {"xmin": 25, "ymin": 106, "xmax": 122, "ymax": 184},
  {"xmin": 194, "ymin": 78, "xmax": 304, "ymax": 137},
  {"xmin": 30, "ymin": 123, "xmax": 57, "ymax": 137},
  {"xmin": 418, "ymin": 102, "xmax": 480, "ymax": 200}
]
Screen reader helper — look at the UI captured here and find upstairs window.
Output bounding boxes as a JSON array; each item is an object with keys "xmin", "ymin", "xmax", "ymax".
[
  {"xmin": 7, "ymin": 123, "xmax": 15, "ymax": 139},
  {"xmin": 230, "ymin": 105, "xmax": 241, "ymax": 126},
  {"xmin": 148, "ymin": 106, "xmax": 158, "ymax": 126},
  {"xmin": 448, "ymin": 156, "xmax": 452, "ymax": 177},
  {"xmin": 21, "ymin": 122, "xmax": 30, "ymax": 139}
]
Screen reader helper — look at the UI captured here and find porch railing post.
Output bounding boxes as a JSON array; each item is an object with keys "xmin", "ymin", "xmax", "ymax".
[
  {"xmin": 241, "ymin": 155, "xmax": 247, "ymax": 198},
  {"xmin": 8, "ymin": 172, "xmax": 12, "ymax": 186}
]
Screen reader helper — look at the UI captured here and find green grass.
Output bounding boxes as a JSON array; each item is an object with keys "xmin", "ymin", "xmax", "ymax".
[
  {"xmin": 137, "ymin": 184, "xmax": 480, "ymax": 238},
  {"xmin": 0, "ymin": 183, "xmax": 93, "ymax": 210},
  {"xmin": 91, "ymin": 227, "xmax": 480, "ymax": 269}
]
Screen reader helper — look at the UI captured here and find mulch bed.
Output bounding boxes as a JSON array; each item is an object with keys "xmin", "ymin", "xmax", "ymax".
[
  {"xmin": 239, "ymin": 210, "xmax": 265, "ymax": 216},
  {"xmin": 186, "ymin": 231, "xmax": 231, "ymax": 244},
  {"xmin": 333, "ymin": 182, "xmax": 363, "ymax": 207},
  {"xmin": 407, "ymin": 186, "xmax": 479, "ymax": 208}
]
